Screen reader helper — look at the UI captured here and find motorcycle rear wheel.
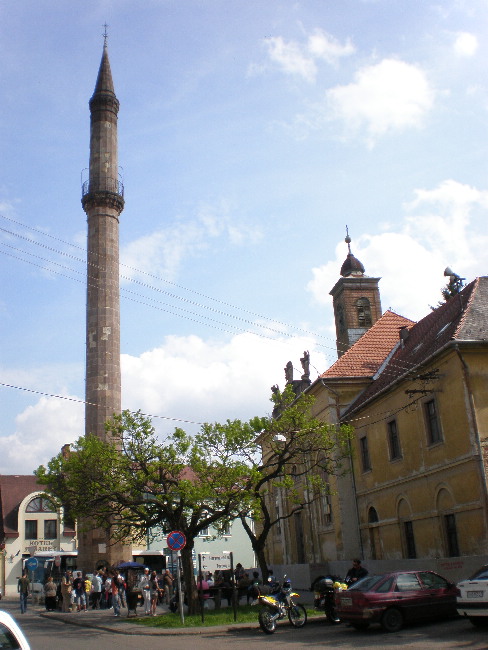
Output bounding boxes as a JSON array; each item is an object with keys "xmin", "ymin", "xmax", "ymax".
[
  {"xmin": 288, "ymin": 603, "xmax": 307, "ymax": 627},
  {"xmin": 259, "ymin": 608, "xmax": 277, "ymax": 634}
]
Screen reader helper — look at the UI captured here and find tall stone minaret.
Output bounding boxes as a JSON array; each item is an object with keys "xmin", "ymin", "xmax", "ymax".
[{"xmin": 79, "ymin": 35, "xmax": 130, "ymax": 569}]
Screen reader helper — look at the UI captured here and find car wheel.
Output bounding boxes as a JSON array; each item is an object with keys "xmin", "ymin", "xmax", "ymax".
[
  {"xmin": 381, "ymin": 607, "xmax": 403, "ymax": 633},
  {"xmin": 469, "ymin": 616, "xmax": 488, "ymax": 627}
]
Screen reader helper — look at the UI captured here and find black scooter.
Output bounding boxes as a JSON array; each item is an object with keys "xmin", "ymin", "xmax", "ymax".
[{"xmin": 310, "ymin": 575, "xmax": 341, "ymax": 624}]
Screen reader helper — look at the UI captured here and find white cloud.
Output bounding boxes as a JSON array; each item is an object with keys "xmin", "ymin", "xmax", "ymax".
[
  {"xmin": 327, "ymin": 59, "xmax": 435, "ymax": 144},
  {"xmin": 121, "ymin": 331, "xmax": 328, "ymax": 436},
  {"xmin": 3, "ymin": 330, "xmax": 330, "ymax": 474},
  {"xmin": 307, "ymin": 29, "xmax": 355, "ymax": 64},
  {"xmin": 453, "ymin": 32, "xmax": 478, "ymax": 57},
  {"xmin": 121, "ymin": 200, "xmax": 262, "ymax": 282},
  {"xmin": 262, "ymin": 29, "xmax": 355, "ymax": 82},
  {"xmin": 0, "ymin": 395, "xmax": 83, "ymax": 474},
  {"xmin": 307, "ymin": 179, "xmax": 488, "ymax": 320},
  {"xmin": 265, "ymin": 36, "xmax": 317, "ymax": 82}
]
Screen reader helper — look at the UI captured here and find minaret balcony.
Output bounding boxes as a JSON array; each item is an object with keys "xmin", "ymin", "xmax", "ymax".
[{"xmin": 81, "ymin": 177, "xmax": 124, "ymax": 198}]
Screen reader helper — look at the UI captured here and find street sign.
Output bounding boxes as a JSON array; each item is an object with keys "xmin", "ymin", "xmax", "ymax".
[
  {"xmin": 199, "ymin": 553, "xmax": 231, "ymax": 573},
  {"xmin": 24, "ymin": 557, "xmax": 38, "ymax": 571},
  {"xmin": 166, "ymin": 530, "xmax": 186, "ymax": 551}
]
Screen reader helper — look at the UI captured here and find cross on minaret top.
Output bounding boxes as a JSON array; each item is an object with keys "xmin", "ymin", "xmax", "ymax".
[
  {"xmin": 102, "ymin": 23, "xmax": 109, "ymax": 47},
  {"xmin": 345, "ymin": 225, "xmax": 352, "ymax": 254}
]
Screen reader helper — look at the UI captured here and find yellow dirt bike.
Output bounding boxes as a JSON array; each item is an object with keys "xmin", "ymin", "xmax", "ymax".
[{"xmin": 257, "ymin": 576, "xmax": 307, "ymax": 634}]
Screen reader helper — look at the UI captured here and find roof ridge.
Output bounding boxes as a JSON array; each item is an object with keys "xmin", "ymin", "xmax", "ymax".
[{"xmin": 454, "ymin": 277, "xmax": 478, "ymax": 338}]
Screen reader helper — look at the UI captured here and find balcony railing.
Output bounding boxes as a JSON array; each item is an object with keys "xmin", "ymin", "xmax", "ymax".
[{"xmin": 82, "ymin": 177, "xmax": 124, "ymax": 198}]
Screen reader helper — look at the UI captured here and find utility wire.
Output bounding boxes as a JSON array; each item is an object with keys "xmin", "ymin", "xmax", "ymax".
[{"xmin": 0, "ymin": 381, "xmax": 204, "ymax": 426}]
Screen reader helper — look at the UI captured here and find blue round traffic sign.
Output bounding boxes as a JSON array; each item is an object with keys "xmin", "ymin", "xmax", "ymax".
[
  {"xmin": 167, "ymin": 530, "xmax": 186, "ymax": 551},
  {"xmin": 25, "ymin": 557, "xmax": 38, "ymax": 570}
]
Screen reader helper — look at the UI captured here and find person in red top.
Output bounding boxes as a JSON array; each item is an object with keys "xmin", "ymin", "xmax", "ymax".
[{"xmin": 110, "ymin": 571, "xmax": 121, "ymax": 617}]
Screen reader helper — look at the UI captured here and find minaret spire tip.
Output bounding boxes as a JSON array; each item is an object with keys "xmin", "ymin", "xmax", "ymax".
[{"xmin": 102, "ymin": 23, "xmax": 109, "ymax": 48}]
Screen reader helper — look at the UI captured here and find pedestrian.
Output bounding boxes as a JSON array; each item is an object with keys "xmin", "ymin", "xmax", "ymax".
[
  {"xmin": 139, "ymin": 567, "xmax": 151, "ymax": 615},
  {"xmin": 91, "ymin": 570, "xmax": 102, "ymax": 609},
  {"xmin": 234, "ymin": 562, "xmax": 245, "ymax": 582},
  {"xmin": 84, "ymin": 573, "xmax": 92, "ymax": 608},
  {"xmin": 43, "ymin": 577, "xmax": 57, "ymax": 611},
  {"xmin": 117, "ymin": 572, "xmax": 127, "ymax": 607},
  {"xmin": 110, "ymin": 571, "xmax": 121, "ymax": 617},
  {"xmin": 150, "ymin": 570, "xmax": 159, "ymax": 616},
  {"xmin": 345, "ymin": 559, "xmax": 368, "ymax": 585},
  {"xmin": 72, "ymin": 571, "xmax": 86, "ymax": 611},
  {"xmin": 163, "ymin": 569, "xmax": 174, "ymax": 604},
  {"xmin": 61, "ymin": 571, "xmax": 72, "ymax": 612},
  {"xmin": 18, "ymin": 572, "xmax": 30, "ymax": 614}
]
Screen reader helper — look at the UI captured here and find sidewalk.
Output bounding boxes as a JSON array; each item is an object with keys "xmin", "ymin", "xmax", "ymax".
[{"xmin": 8, "ymin": 590, "xmax": 319, "ymax": 636}]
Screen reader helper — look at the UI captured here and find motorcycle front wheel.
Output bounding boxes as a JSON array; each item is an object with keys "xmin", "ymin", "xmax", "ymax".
[
  {"xmin": 259, "ymin": 608, "xmax": 277, "ymax": 634},
  {"xmin": 288, "ymin": 603, "xmax": 307, "ymax": 627}
]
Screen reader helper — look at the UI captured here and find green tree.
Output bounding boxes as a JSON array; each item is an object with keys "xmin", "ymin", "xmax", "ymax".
[
  {"xmin": 233, "ymin": 385, "xmax": 353, "ymax": 580},
  {"xmin": 36, "ymin": 390, "xmax": 352, "ymax": 608},
  {"xmin": 35, "ymin": 410, "xmax": 251, "ymax": 614},
  {"xmin": 431, "ymin": 273, "xmax": 466, "ymax": 309}
]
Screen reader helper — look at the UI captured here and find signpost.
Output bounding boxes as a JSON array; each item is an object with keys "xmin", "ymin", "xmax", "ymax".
[
  {"xmin": 24, "ymin": 557, "xmax": 38, "ymax": 571},
  {"xmin": 167, "ymin": 531, "xmax": 186, "ymax": 624}
]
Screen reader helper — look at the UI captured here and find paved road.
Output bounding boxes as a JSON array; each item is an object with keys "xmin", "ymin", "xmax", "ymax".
[{"xmin": 3, "ymin": 598, "xmax": 488, "ymax": 649}]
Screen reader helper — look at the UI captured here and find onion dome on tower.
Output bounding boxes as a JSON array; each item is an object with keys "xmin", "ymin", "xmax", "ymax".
[{"xmin": 330, "ymin": 229, "xmax": 382, "ymax": 357}]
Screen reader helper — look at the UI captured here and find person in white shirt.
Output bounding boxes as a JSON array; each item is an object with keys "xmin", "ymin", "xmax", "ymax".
[{"xmin": 139, "ymin": 568, "xmax": 151, "ymax": 614}]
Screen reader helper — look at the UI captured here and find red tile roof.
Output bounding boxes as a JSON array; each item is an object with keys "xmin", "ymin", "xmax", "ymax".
[
  {"xmin": 321, "ymin": 310, "xmax": 415, "ymax": 379},
  {"xmin": 0, "ymin": 475, "xmax": 41, "ymax": 538},
  {"xmin": 344, "ymin": 277, "xmax": 487, "ymax": 417}
]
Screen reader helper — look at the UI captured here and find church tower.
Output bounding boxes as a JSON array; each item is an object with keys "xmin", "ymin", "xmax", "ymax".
[
  {"xmin": 79, "ymin": 35, "xmax": 130, "ymax": 569},
  {"xmin": 329, "ymin": 231, "xmax": 382, "ymax": 357}
]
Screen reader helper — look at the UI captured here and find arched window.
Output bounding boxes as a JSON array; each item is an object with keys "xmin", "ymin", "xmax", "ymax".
[
  {"xmin": 356, "ymin": 297, "xmax": 372, "ymax": 327},
  {"xmin": 367, "ymin": 507, "xmax": 379, "ymax": 559},
  {"xmin": 25, "ymin": 496, "xmax": 55, "ymax": 513},
  {"xmin": 368, "ymin": 506, "xmax": 379, "ymax": 523}
]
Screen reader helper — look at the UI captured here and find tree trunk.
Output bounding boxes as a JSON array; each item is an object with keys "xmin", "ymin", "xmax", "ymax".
[
  {"xmin": 180, "ymin": 543, "xmax": 198, "ymax": 615},
  {"xmin": 254, "ymin": 544, "xmax": 270, "ymax": 583}
]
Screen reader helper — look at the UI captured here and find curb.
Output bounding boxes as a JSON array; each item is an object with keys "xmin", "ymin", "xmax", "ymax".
[{"xmin": 38, "ymin": 607, "xmax": 328, "ymax": 636}]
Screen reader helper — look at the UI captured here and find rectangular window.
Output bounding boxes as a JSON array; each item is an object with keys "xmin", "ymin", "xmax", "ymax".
[
  {"xmin": 360, "ymin": 436, "xmax": 371, "ymax": 472},
  {"xmin": 444, "ymin": 514, "xmax": 460, "ymax": 557},
  {"xmin": 404, "ymin": 521, "xmax": 416, "ymax": 559},
  {"xmin": 25, "ymin": 520, "xmax": 37, "ymax": 540},
  {"xmin": 44, "ymin": 519, "xmax": 57, "ymax": 540},
  {"xmin": 425, "ymin": 399, "xmax": 442, "ymax": 444},
  {"xmin": 199, "ymin": 527, "xmax": 209, "ymax": 537},
  {"xmin": 222, "ymin": 523, "xmax": 232, "ymax": 536},
  {"xmin": 322, "ymin": 492, "xmax": 333, "ymax": 525},
  {"xmin": 387, "ymin": 419, "xmax": 402, "ymax": 460}
]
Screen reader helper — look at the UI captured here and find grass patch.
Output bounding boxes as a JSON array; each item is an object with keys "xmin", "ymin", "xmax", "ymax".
[{"xmin": 131, "ymin": 604, "xmax": 324, "ymax": 629}]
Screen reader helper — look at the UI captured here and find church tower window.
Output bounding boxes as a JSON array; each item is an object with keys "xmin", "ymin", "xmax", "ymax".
[{"xmin": 356, "ymin": 297, "xmax": 372, "ymax": 327}]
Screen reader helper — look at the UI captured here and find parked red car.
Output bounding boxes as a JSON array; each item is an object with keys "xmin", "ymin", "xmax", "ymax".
[{"xmin": 335, "ymin": 570, "xmax": 458, "ymax": 632}]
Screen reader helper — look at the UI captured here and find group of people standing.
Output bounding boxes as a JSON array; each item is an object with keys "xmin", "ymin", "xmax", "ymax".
[
  {"xmin": 58, "ymin": 568, "xmax": 127, "ymax": 616},
  {"xmin": 138, "ymin": 568, "xmax": 174, "ymax": 616},
  {"xmin": 30, "ymin": 566, "xmax": 175, "ymax": 618}
]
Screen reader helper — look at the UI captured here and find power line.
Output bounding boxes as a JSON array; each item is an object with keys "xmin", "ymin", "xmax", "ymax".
[
  {"xmin": 0, "ymin": 381, "xmax": 204, "ymax": 426},
  {"xmin": 0, "ymin": 214, "xmax": 421, "ymax": 374}
]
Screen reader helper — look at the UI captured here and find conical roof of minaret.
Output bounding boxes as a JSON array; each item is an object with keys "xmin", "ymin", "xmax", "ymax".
[{"xmin": 92, "ymin": 44, "xmax": 116, "ymax": 99}]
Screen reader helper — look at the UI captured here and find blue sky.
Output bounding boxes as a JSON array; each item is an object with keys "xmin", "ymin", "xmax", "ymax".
[{"xmin": 1, "ymin": 0, "xmax": 487, "ymax": 473}]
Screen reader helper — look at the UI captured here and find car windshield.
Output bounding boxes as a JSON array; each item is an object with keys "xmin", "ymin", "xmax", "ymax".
[
  {"xmin": 469, "ymin": 566, "xmax": 488, "ymax": 581},
  {"xmin": 348, "ymin": 575, "xmax": 385, "ymax": 591},
  {"xmin": 0, "ymin": 622, "xmax": 22, "ymax": 649}
]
